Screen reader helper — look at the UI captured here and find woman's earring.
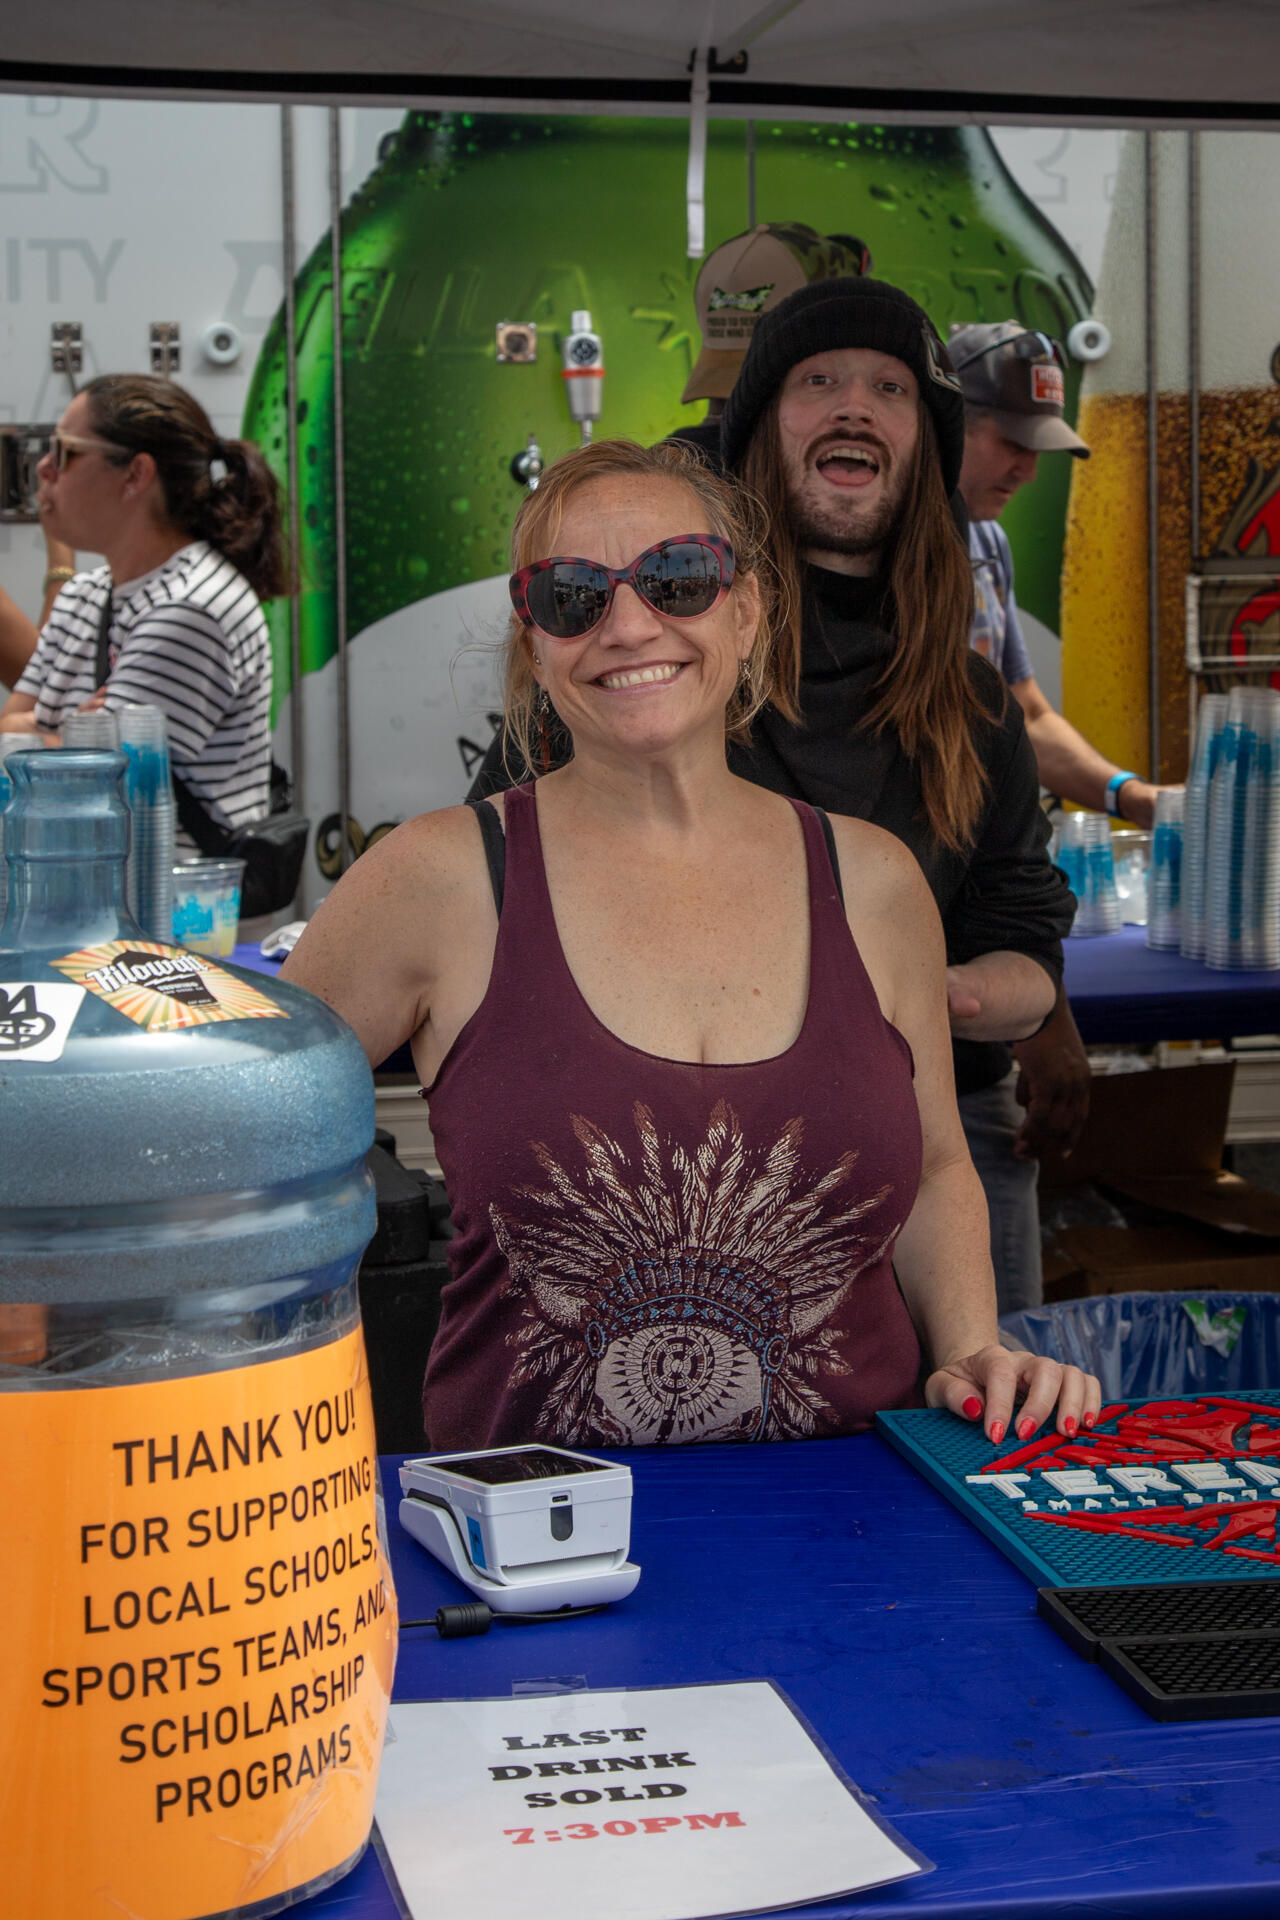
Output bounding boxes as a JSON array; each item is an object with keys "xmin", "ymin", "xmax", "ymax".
[
  {"xmin": 536, "ymin": 687, "xmax": 552, "ymax": 772},
  {"xmin": 532, "ymin": 653, "xmax": 542, "ymax": 666}
]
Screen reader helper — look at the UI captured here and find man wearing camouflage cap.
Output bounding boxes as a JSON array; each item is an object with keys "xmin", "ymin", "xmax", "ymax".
[{"xmin": 672, "ymin": 222, "xmax": 871, "ymax": 462}]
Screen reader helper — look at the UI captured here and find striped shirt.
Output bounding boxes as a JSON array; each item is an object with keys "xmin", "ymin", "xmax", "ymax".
[
  {"xmin": 968, "ymin": 519, "xmax": 1034, "ymax": 687},
  {"xmin": 17, "ymin": 541, "xmax": 272, "ymax": 841}
]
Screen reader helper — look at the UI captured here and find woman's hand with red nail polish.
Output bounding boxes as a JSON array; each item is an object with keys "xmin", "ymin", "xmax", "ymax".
[{"xmin": 924, "ymin": 1346, "xmax": 1102, "ymax": 1447}]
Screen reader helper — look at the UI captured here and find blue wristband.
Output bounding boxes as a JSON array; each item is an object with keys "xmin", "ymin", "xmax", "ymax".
[{"xmin": 1104, "ymin": 771, "xmax": 1139, "ymax": 816}]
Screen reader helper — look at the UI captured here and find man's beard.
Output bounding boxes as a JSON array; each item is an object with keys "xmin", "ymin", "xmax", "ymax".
[
  {"xmin": 788, "ymin": 487, "xmax": 901, "ymax": 559},
  {"xmin": 785, "ymin": 439, "xmax": 911, "ymax": 560}
]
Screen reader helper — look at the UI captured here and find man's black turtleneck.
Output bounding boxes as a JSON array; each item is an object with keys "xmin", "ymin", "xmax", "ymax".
[
  {"xmin": 724, "ymin": 564, "xmax": 1073, "ymax": 1094},
  {"xmin": 467, "ymin": 561, "xmax": 1072, "ymax": 1097}
]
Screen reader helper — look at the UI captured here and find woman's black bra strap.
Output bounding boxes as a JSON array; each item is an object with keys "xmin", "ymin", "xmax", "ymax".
[
  {"xmin": 813, "ymin": 806, "xmax": 845, "ymax": 908},
  {"xmin": 467, "ymin": 797, "xmax": 506, "ymax": 916}
]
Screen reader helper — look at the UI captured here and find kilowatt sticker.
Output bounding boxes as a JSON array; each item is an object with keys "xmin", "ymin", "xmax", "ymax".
[
  {"xmin": 50, "ymin": 939, "xmax": 287, "ymax": 1032},
  {"xmin": 0, "ymin": 980, "xmax": 87, "ymax": 1061}
]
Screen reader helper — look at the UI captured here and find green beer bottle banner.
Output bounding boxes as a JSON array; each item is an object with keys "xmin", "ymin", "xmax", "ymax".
[{"xmin": 242, "ymin": 111, "xmax": 1092, "ymax": 864}]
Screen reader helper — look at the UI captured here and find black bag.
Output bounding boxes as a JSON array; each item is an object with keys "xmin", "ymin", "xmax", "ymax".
[
  {"xmin": 94, "ymin": 576, "xmax": 309, "ymax": 920},
  {"xmin": 171, "ymin": 776, "xmax": 309, "ymax": 920}
]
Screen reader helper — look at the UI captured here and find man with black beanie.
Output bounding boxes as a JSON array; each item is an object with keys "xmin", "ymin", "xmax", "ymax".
[
  {"xmin": 467, "ymin": 275, "xmax": 1073, "ymax": 1312},
  {"xmin": 719, "ymin": 276, "xmax": 1074, "ymax": 1312}
]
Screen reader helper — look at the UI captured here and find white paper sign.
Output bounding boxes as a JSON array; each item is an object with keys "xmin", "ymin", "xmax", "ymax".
[
  {"xmin": 0, "ymin": 981, "xmax": 86, "ymax": 1062},
  {"xmin": 375, "ymin": 1680, "xmax": 925, "ymax": 1920}
]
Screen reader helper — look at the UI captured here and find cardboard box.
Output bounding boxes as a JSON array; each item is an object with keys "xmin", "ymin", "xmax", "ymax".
[{"xmin": 1036, "ymin": 1062, "xmax": 1280, "ymax": 1301}]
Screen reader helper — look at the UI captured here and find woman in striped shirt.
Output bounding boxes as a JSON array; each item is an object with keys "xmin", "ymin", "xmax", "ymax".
[{"xmin": 1, "ymin": 374, "xmax": 285, "ymax": 843}]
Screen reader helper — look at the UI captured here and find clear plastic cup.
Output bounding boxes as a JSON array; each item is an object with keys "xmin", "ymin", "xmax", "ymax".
[
  {"xmin": 1146, "ymin": 788, "xmax": 1184, "ymax": 950},
  {"xmin": 117, "ymin": 704, "xmax": 175, "ymax": 942},
  {"xmin": 1112, "ymin": 829, "xmax": 1152, "ymax": 926},
  {"xmin": 61, "ymin": 709, "xmax": 121, "ymax": 748},
  {"xmin": 1058, "ymin": 812, "xmax": 1090, "ymax": 933},
  {"xmin": 171, "ymin": 857, "xmax": 245, "ymax": 958},
  {"xmin": 1083, "ymin": 813, "xmax": 1123, "ymax": 935}
]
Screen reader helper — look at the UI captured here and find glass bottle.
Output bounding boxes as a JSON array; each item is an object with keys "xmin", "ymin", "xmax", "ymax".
[{"xmin": 243, "ymin": 114, "xmax": 1093, "ymax": 851}]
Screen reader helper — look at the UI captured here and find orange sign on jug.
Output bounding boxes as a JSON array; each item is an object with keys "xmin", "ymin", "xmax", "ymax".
[{"xmin": 3, "ymin": 1326, "xmax": 398, "ymax": 1920}]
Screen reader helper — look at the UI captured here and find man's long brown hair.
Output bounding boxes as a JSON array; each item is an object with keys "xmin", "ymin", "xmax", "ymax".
[{"xmin": 740, "ymin": 397, "xmax": 989, "ymax": 853}]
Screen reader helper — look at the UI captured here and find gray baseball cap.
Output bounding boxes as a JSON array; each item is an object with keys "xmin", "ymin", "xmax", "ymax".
[{"xmin": 948, "ymin": 320, "xmax": 1090, "ymax": 456}]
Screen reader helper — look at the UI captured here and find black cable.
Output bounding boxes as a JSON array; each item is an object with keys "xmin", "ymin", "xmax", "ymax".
[{"xmin": 400, "ymin": 1600, "xmax": 609, "ymax": 1639}]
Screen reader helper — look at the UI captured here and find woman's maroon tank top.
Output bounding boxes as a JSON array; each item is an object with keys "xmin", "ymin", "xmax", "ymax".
[{"xmin": 423, "ymin": 783, "xmax": 924, "ymax": 1449}]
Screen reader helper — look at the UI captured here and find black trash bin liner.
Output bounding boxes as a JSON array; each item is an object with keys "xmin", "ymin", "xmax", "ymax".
[{"xmin": 1000, "ymin": 1291, "xmax": 1280, "ymax": 1402}]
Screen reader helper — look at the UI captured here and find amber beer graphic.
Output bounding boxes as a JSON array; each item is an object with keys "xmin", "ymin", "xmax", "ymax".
[{"xmin": 1062, "ymin": 131, "xmax": 1280, "ymax": 780}]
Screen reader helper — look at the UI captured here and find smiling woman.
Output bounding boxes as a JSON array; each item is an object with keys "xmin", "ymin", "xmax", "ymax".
[
  {"xmin": 283, "ymin": 437, "xmax": 1097, "ymax": 1456},
  {"xmin": 499, "ymin": 439, "xmax": 783, "ymax": 778}
]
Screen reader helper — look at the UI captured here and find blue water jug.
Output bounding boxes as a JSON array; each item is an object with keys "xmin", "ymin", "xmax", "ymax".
[{"xmin": 0, "ymin": 749, "xmax": 396, "ymax": 1920}]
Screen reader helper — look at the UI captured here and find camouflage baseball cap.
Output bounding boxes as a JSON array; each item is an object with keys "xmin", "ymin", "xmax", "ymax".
[
  {"xmin": 682, "ymin": 222, "xmax": 872, "ymax": 404},
  {"xmin": 948, "ymin": 319, "xmax": 1090, "ymax": 456}
]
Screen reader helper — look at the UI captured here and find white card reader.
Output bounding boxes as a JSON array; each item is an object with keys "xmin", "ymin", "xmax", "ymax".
[{"xmin": 398, "ymin": 1445, "xmax": 640, "ymax": 1612}]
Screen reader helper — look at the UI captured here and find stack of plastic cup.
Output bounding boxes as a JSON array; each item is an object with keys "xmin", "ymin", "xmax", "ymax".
[
  {"xmin": 1146, "ymin": 786, "xmax": 1184, "ymax": 951},
  {"xmin": 1061, "ymin": 811, "xmax": 1123, "ymax": 937},
  {"xmin": 1241, "ymin": 688, "xmax": 1280, "ymax": 970},
  {"xmin": 1202, "ymin": 686, "xmax": 1280, "ymax": 971},
  {"xmin": 61, "ymin": 709, "xmax": 121, "ymax": 749},
  {"xmin": 1082, "ymin": 813, "xmax": 1123, "ymax": 935},
  {"xmin": 116, "ymin": 704, "xmax": 175, "ymax": 942},
  {"xmin": 1056, "ymin": 811, "xmax": 1087, "ymax": 926},
  {"xmin": 1180, "ymin": 691, "xmax": 1228, "ymax": 961},
  {"xmin": 1205, "ymin": 689, "xmax": 1250, "ymax": 969}
]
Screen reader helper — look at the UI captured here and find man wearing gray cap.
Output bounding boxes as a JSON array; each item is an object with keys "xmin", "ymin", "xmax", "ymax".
[
  {"xmin": 951, "ymin": 321, "xmax": 1160, "ymax": 827},
  {"xmin": 950, "ymin": 321, "xmax": 1170, "ymax": 1281}
]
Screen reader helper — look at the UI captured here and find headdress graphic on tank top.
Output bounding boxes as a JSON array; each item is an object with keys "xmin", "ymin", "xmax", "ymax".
[{"xmin": 490, "ymin": 1097, "xmax": 900, "ymax": 1445}]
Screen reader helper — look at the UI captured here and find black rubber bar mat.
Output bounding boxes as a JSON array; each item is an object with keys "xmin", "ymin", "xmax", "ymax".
[
  {"xmin": 1038, "ymin": 1580, "xmax": 1280, "ymax": 1720},
  {"xmin": 1100, "ymin": 1629, "xmax": 1280, "ymax": 1722},
  {"xmin": 1038, "ymin": 1579, "xmax": 1280, "ymax": 1659}
]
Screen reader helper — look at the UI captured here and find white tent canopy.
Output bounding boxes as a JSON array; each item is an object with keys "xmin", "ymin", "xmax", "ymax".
[{"xmin": 4, "ymin": 0, "xmax": 1280, "ymax": 126}]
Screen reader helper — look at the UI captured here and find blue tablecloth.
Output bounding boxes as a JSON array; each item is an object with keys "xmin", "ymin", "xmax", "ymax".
[
  {"xmin": 290, "ymin": 1436, "xmax": 1280, "ymax": 1920},
  {"xmin": 1063, "ymin": 923, "xmax": 1280, "ymax": 1045},
  {"xmin": 239, "ymin": 929, "xmax": 1280, "ymax": 1056},
  {"xmin": 231, "ymin": 942, "xmax": 416, "ymax": 1076}
]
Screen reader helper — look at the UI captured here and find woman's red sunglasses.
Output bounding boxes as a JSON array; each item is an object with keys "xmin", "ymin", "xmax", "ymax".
[{"xmin": 510, "ymin": 534, "xmax": 735, "ymax": 640}]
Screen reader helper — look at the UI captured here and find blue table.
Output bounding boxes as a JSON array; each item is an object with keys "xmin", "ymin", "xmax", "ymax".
[
  {"xmin": 294, "ymin": 1436, "xmax": 1280, "ymax": 1920},
  {"xmin": 231, "ymin": 943, "xmax": 418, "ymax": 1075},
  {"xmin": 240, "ymin": 932, "xmax": 1280, "ymax": 1057},
  {"xmin": 1064, "ymin": 923, "xmax": 1280, "ymax": 1046}
]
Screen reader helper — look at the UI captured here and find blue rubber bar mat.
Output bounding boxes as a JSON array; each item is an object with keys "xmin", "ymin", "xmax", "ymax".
[{"xmin": 876, "ymin": 1393, "xmax": 1280, "ymax": 1589}]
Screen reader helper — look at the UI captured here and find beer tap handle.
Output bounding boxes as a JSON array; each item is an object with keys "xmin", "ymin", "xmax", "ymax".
[{"xmin": 509, "ymin": 433, "xmax": 544, "ymax": 492}]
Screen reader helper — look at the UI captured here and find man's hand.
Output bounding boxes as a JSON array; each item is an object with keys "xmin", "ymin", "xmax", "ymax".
[
  {"xmin": 1012, "ymin": 991, "xmax": 1090, "ymax": 1160},
  {"xmin": 945, "ymin": 966, "xmax": 983, "ymax": 1025},
  {"xmin": 1111, "ymin": 778, "xmax": 1159, "ymax": 829},
  {"xmin": 945, "ymin": 951, "xmax": 1056, "ymax": 1043}
]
